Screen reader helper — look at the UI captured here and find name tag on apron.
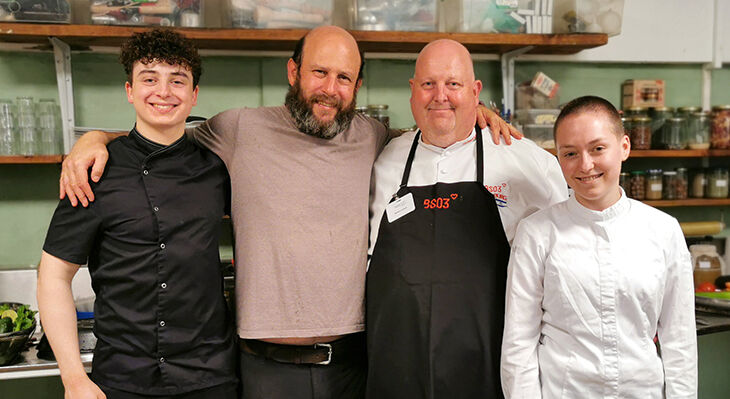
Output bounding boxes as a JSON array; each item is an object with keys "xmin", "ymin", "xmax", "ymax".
[{"xmin": 386, "ymin": 193, "xmax": 415, "ymax": 223}]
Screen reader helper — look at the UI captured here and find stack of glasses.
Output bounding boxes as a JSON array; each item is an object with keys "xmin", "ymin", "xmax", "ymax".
[{"xmin": 0, "ymin": 97, "xmax": 62, "ymax": 156}]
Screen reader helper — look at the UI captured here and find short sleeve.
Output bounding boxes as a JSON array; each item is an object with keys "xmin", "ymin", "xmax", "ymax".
[{"xmin": 42, "ymin": 199, "xmax": 103, "ymax": 266}]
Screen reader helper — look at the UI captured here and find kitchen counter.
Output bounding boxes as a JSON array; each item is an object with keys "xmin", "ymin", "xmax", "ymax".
[
  {"xmin": 0, "ymin": 335, "xmax": 91, "ymax": 380},
  {"xmin": 696, "ymin": 311, "xmax": 730, "ymax": 335}
]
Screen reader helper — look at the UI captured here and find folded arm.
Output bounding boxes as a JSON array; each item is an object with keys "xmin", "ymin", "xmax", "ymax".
[{"xmin": 37, "ymin": 251, "xmax": 106, "ymax": 399}]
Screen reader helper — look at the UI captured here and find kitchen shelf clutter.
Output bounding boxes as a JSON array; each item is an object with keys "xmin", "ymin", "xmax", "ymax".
[{"xmin": 0, "ymin": 23, "xmax": 608, "ymax": 54}]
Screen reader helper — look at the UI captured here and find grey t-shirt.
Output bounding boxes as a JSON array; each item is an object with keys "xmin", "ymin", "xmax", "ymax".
[{"xmin": 192, "ymin": 106, "xmax": 389, "ymax": 338}]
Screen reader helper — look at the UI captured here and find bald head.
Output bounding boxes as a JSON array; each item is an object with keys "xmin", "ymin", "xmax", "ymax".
[
  {"xmin": 415, "ymin": 39, "xmax": 475, "ymax": 81},
  {"xmin": 410, "ymin": 39, "xmax": 482, "ymax": 148},
  {"xmin": 291, "ymin": 26, "xmax": 364, "ymax": 81}
]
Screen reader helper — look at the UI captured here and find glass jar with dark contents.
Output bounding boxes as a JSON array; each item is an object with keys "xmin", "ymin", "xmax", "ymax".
[
  {"xmin": 711, "ymin": 105, "xmax": 730, "ymax": 149},
  {"xmin": 629, "ymin": 171, "xmax": 646, "ymax": 200},
  {"xmin": 631, "ymin": 117, "xmax": 652, "ymax": 150}
]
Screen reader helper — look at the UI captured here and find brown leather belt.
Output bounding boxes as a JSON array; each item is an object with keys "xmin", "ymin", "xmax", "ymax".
[{"xmin": 239, "ymin": 332, "xmax": 365, "ymax": 366}]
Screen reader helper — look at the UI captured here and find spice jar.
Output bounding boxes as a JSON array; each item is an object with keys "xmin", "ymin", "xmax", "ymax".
[
  {"xmin": 675, "ymin": 167, "xmax": 688, "ymax": 199},
  {"xmin": 662, "ymin": 171, "xmax": 678, "ymax": 200},
  {"xmin": 367, "ymin": 104, "xmax": 390, "ymax": 127},
  {"xmin": 690, "ymin": 244, "xmax": 724, "ymax": 290},
  {"xmin": 687, "ymin": 111, "xmax": 711, "ymax": 150},
  {"xmin": 706, "ymin": 167, "xmax": 729, "ymax": 198},
  {"xmin": 661, "ymin": 117, "xmax": 684, "ymax": 150},
  {"xmin": 621, "ymin": 117, "xmax": 632, "ymax": 136},
  {"xmin": 630, "ymin": 117, "xmax": 652, "ymax": 150},
  {"xmin": 649, "ymin": 106, "xmax": 673, "ymax": 148},
  {"xmin": 629, "ymin": 171, "xmax": 646, "ymax": 200},
  {"xmin": 711, "ymin": 105, "xmax": 730, "ymax": 149},
  {"xmin": 690, "ymin": 168, "xmax": 706, "ymax": 198},
  {"xmin": 619, "ymin": 172, "xmax": 630, "ymax": 195},
  {"xmin": 645, "ymin": 169, "xmax": 663, "ymax": 200}
]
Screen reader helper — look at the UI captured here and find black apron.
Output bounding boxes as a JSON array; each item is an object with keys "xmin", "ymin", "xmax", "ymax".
[{"xmin": 366, "ymin": 127, "xmax": 510, "ymax": 399}]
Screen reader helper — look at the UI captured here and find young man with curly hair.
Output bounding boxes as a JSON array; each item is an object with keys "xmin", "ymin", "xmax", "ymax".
[{"xmin": 37, "ymin": 29, "xmax": 237, "ymax": 399}]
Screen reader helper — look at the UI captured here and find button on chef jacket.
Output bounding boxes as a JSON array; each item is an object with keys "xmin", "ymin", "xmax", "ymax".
[
  {"xmin": 501, "ymin": 192, "xmax": 697, "ymax": 399},
  {"xmin": 43, "ymin": 128, "xmax": 236, "ymax": 396}
]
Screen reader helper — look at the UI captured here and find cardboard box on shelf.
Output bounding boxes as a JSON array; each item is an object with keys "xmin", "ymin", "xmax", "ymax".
[{"xmin": 622, "ymin": 79, "xmax": 665, "ymax": 109}]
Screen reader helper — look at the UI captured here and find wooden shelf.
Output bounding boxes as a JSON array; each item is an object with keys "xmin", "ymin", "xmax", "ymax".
[
  {"xmin": 0, "ymin": 155, "xmax": 63, "ymax": 164},
  {"xmin": 0, "ymin": 23, "xmax": 608, "ymax": 54},
  {"xmin": 545, "ymin": 149, "xmax": 730, "ymax": 158},
  {"xmin": 643, "ymin": 198, "xmax": 730, "ymax": 207}
]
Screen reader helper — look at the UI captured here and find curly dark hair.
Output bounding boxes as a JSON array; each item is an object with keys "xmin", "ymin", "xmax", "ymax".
[{"xmin": 119, "ymin": 29, "xmax": 202, "ymax": 87}]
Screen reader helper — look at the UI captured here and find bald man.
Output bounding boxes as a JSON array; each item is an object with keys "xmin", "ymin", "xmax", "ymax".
[
  {"xmin": 366, "ymin": 40, "xmax": 568, "ymax": 398},
  {"xmin": 58, "ymin": 28, "xmax": 515, "ymax": 399}
]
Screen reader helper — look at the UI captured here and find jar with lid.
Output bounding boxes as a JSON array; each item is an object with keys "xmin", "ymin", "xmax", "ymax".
[
  {"xmin": 630, "ymin": 117, "xmax": 652, "ymax": 150},
  {"xmin": 675, "ymin": 167, "xmax": 688, "ymax": 199},
  {"xmin": 366, "ymin": 104, "xmax": 390, "ymax": 127},
  {"xmin": 355, "ymin": 106, "xmax": 368, "ymax": 115},
  {"xmin": 645, "ymin": 169, "xmax": 663, "ymax": 200},
  {"xmin": 687, "ymin": 111, "xmax": 711, "ymax": 150},
  {"xmin": 711, "ymin": 105, "xmax": 730, "ymax": 149},
  {"xmin": 648, "ymin": 106, "xmax": 673, "ymax": 148},
  {"xmin": 629, "ymin": 171, "xmax": 646, "ymax": 199},
  {"xmin": 689, "ymin": 244, "xmax": 725, "ymax": 290},
  {"xmin": 706, "ymin": 167, "xmax": 729, "ymax": 198},
  {"xmin": 661, "ymin": 117, "xmax": 684, "ymax": 150},
  {"xmin": 619, "ymin": 172, "xmax": 630, "ymax": 195},
  {"xmin": 621, "ymin": 117, "xmax": 632, "ymax": 137},
  {"xmin": 662, "ymin": 171, "xmax": 679, "ymax": 200},
  {"xmin": 624, "ymin": 106, "xmax": 647, "ymax": 118},
  {"xmin": 690, "ymin": 168, "xmax": 706, "ymax": 198}
]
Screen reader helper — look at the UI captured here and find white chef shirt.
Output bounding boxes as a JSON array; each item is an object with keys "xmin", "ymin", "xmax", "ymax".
[
  {"xmin": 369, "ymin": 128, "xmax": 568, "ymax": 256},
  {"xmin": 501, "ymin": 192, "xmax": 698, "ymax": 399}
]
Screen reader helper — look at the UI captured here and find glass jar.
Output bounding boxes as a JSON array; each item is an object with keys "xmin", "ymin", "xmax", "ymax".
[
  {"xmin": 624, "ymin": 106, "xmax": 647, "ymax": 118},
  {"xmin": 706, "ymin": 167, "xmax": 729, "ymax": 198},
  {"xmin": 366, "ymin": 104, "xmax": 390, "ymax": 127},
  {"xmin": 675, "ymin": 167, "xmax": 688, "ymax": 199},
  {"xmin": 619, "ymin": 172, "xmax": 630, "ymax": 195},
  {"xmin": 711, "ymin": 105, "xmax": 730, "ymax": 149},
  {"xmin": 629, "ymin": 171, "xmax": 646, "ymax": 200},
  {"xmin": 661, "ymin": 117, "xmax": 684, "ymax": 150},
  {"xmin": 690, "ymin": 168, "xmax": 706, "ymax": 198},
  {"xmin": 687, "ymin": 111, "xmax": 711, "ymax": 150},
  {"xmin": 355, "ymin": 106, "xmax": 368, "ymax": 115},
  {"xmin": 631, "ymin": 117, "xmax": 652, "ymax": 150},
  {"xmin": 662, "ymin": 171, "xmax": 678, "ymax": 200},
  {"xmin": 649, "ymin": 106, "xmax": 673, "ymax": 149},
  {"xmin": 645, "ymin": 169, "xmax": 663, "ymax": 200}
]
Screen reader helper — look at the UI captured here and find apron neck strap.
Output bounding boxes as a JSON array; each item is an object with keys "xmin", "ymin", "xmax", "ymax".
[{"xmin": 399, "ymin": 126, "xmax": 484, "ymax": 189}]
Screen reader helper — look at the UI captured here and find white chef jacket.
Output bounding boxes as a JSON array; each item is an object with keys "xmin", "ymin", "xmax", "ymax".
[
  {"xmin": 368, "ymin": 128, "xmax": 568, "ymax": 256},
  {"xmin": 501, "ymin": 192, "xmax": 698, "ymax": 399}
]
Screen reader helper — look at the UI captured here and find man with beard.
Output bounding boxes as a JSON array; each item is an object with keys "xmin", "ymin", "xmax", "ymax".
[{"xmin": 58, "ymin": 26, "xmax": 516, "ymax": 399}]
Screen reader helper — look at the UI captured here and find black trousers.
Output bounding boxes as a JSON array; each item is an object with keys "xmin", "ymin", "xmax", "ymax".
[
  {"xmin": 239, "ymin": 343, "xmax": 366, "ymax": 399},
  {"xmin": 100, "ymin": 382, "xmax": 238, "ymax": 399}
]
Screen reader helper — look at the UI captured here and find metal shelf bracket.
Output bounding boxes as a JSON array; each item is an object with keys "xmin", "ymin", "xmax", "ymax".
[
  {"xmin": 500, "ymin": 46, "xmax": 533, "ymax": 113},
  {"xmin": 50, "ymin": 37, "xmax": 75, "ymax": 153}
]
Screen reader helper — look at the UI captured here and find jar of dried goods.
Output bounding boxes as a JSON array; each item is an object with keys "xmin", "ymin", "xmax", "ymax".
[
  {"xmin": 711, "ymin": 105, "xmax": 730, "ymax": 149},
  {"xmin": 645, "ymin": 169, "xmax": 663, "ymax": 200}
]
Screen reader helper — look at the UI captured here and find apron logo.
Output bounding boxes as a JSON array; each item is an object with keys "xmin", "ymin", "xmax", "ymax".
[{"xmin": 423, "ymin": 195, "xmax": 458, "ymax": 209}]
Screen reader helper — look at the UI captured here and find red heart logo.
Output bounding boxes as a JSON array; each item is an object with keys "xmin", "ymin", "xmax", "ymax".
[{"xmin": 450, "ymin": 194, "xmax": 458, "ymax": 200}]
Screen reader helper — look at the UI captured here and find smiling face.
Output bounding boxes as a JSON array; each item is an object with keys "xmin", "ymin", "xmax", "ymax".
[
  {"xmin": 410, "ymin": 40, "xmax": 482, "ymax": 148},
  {"xmin": 285, "ymin": 26, "xmax": 362, "ymax": 138},
  {"xmin": 125, "ymin": 60, "xmax": 198, "ymax": 144},
  {"xmin": 555, "ymin": 111, "xmax": 630, "ymax": 211}
]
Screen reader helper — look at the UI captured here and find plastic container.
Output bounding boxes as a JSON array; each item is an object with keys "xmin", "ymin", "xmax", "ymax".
[
  {"xmin": 645, "ymin": 169, "xmax": 663, "ymax": 200},
  {"xmin": 516, "ymin": 83, "xmax": 560, "ymax": 110},
  {"xmin": 352, "ymin": 0, "xmax": 436, "ymax": 31},
  {"xmin": 440, "ymin": 0, "xmax": 531, "ymax": 33},
  {"xmin": 711, "ymin": 105, "xmax": 730, "ymax": 149},
  {"xmin": 690, "ymin": 244, "xmax": 724, "ymax": 290},
  {"xmin": 515, "ymin": 109, "xmax": 560, "ymax": 126},
  {"xmin": 0, "ymin": 0, "xmax": 70, "ymax": 23},
  {"xmin": 552, "ymin": 0, "xmax": 624, "ymax": 36},
  {"xmin": 522, "ymin": 124, "xmax": 554, "ymax": 149},
  {"xmin": 91, "ymin": 0, "xmax": 204, "ymax": 27}
]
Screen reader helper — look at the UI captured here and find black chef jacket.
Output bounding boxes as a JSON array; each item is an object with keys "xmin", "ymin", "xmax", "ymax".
[{"xmin": 43, "ymin": 128, "xmax": 236, "ymax": 395}]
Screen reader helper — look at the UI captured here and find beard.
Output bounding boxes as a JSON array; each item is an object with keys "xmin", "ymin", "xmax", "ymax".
[{"xmin": 284, "ymin": 79, "xmax": 357, "ymax": 140}]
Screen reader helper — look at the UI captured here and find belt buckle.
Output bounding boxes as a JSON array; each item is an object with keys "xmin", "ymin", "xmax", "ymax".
[{"xmin": 314, "ymin": 343, "xmax": 332, "ymax": 365}]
